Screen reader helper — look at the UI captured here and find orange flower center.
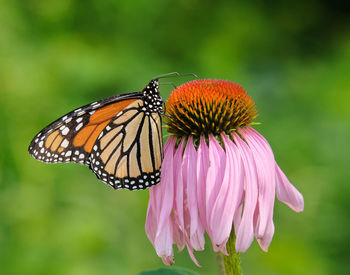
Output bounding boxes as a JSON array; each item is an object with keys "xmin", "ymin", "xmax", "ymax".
[{"xmin": 165, "ymin": 79, "xmax": 257, "ymax": 137}]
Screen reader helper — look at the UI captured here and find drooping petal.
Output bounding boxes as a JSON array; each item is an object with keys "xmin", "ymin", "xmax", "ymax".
[
  {"xmin": 145, "ymin": 199, "xmax": 157, "ymax": 245},
  {"xmin": 206, "ymin": 135, "xmax": 226, "ymax": 239},
  {"xmin": 257, "ymin": 218, "xmax": 275, "ymax": 252},
  {"xmin": 233, "ymin": 202, "xmax": 243, "ymax": 235},
  {"xmin": 173, "ymin": 138, "xmax": 185, "ymax": 237},
  {"xmin": 209, "ymin": 134, "xmax": 244, "ymax": 253},
  {"xmin": 241, "ymin": 127, "xmax": 276, "ymax": 238},
  {"xmin": 146, "ymin": 137, "xmax": 176, "ymax": 260},
  {"xmin": 196, "ymin": 135, "xmax": 209, "ymax": 230},
  {"xmin": 182, "ymin": 136, "xmax": 205, "ymax": 251},
  {"xmin": 161, "ymin": 255, "xmax": 174, "ymax": 266},
  {"xmin": 275, "ymin": 164, "xmax": 304, "ymax": 212},
  {"xmin": 172, "ymin": 215, "xmax": 185, "ymax": 251},
  {"xmin": 232, "ymin": 133, "xmax": 258, "ymax": 252}
]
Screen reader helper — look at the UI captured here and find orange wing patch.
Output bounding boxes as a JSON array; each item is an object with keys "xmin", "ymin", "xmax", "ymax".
[
  {"xmin": 73, "ymin": 99, "xmax": 137, "ymax": 153},
  {"xmin": 90, "ymin": 99, "xmax": 136, "ymax": 124}
]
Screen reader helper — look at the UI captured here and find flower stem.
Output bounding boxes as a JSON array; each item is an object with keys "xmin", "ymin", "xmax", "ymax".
[{"xmin": 221, "ymin": 230, "xmax": 242, "ymax": 275}]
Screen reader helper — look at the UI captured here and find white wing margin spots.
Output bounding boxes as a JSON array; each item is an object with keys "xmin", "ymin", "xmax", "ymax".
[{"xmin": 28, "ymin": 107, "xmax": 92, "ymax": 164}]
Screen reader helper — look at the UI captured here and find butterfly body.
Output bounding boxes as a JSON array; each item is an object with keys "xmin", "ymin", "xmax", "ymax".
[{"xmin": 28, "ymin": 79, "xmax": 163, "ymax": 190}]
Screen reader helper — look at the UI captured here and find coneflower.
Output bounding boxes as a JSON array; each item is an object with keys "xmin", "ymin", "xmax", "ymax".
[{"xmin": 145, "ymin": 79, "xmax": 304, "ymax": 271}]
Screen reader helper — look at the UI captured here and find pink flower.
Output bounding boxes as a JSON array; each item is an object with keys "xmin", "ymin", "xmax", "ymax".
[{"xmin": 145, "ymin": 79, "xmax": 304, "ymax": 265}]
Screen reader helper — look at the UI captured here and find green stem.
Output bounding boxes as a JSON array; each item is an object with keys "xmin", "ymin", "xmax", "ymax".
[{"xmin": 221, "ymin": 230, "xmax": 243, "ymax": 275}]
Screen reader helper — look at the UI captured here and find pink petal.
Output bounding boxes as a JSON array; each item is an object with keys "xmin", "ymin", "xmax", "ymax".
[
  {"xmin": 186, "ymin": 246, "xmax": 201, "ymax": 267},
  {"xmin": 233, "ymin": 202, "xmax": 243, "ymax": 234},
  {"xmin": 275, "ymin": 164, "xmax": 304, "ymax": 212},
  {"xmin": 206, "ymin": 135, "xmax": 226, "ymax": 237},
  {"xmin": 146, "ymin": 137, "xmax": 176, "ymax": 259},
  {"xmin": 155, "ymin": 137, "xmax": 175, "ymax": 237},
  {"xmin": 241, "ymin": 127, "xmax": 276, "ymax": 238},
  {"xmin": 172, "ymin": 216, "xmax": 185, "ymax": 251},
  {"xmin": 173, "ymin": 138, "xmax": 185, "ymax": 233},
  {"xmin": 209, "ymin": 134, "xmax": 244, "ymax": 253},
  {"xmin": 182, "ymin": 136, "xmax": 205, "ymax": 250},
  {"xmin": 154, "ymin": 219, "xmax": 174, "ymax": 259},
  {"xmin": 232, "ymin": 133, "xmax": 258, "ymax": 252},
  {"xmin": 161, "ymin": 255, "xmax": 174, "ymax": 266},
  {"xmin": 257, "ymin": 219, "xmax": 275, "ymax": 252},
  {"xmin": 196, "ymin": 135, "xmax": 209, "ymax": 230},
  {"xmin": 145, "ymin": 201, "xmax": 156, "ymax": 245}
]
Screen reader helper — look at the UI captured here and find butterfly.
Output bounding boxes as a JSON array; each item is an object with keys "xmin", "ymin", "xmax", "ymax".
[{"xmin": 28, "ymin": 77, "xmax": 164, "ymax": 190}]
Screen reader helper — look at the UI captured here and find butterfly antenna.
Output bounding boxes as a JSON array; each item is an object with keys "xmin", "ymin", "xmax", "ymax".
[
  {"xmin": 152, "ymin": 72, "xmax": 199, "ymax": 81},
  {"xmin": 159, "ymin": 82, "xmax": 177, "ymax": 89},
  {"xmin": 153, "ymin": 72, "xmax": 180, "ymax": 80}
]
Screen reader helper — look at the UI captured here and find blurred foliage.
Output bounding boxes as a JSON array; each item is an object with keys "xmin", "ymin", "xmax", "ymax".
[{"xmin": 1, "ymin": 0, "xmax": 350, "ymax": 274}]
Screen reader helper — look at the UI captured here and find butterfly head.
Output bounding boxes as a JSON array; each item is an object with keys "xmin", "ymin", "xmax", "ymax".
[{"xmin": 142, "ymin": 79, "xmax": 163, "ymax": 114}]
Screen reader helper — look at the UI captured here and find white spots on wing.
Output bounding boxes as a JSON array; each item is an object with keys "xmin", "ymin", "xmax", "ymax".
[
  {"xmin": 38, "ymin": 141, "xmax": 44, "ymax": 147},
  {"xmin": 76, "ymin": 123, "xmax": 83, "ymax": 131},
  {"xmin": 74, "ymin": 108, "xmax": 82, "ymax": 113},
  {"xmin": 78, "ymin": 110, "xmax": 85, "ymax": 116},
  {"xmin": 93, "ymin": 145, "xmax": 98, "ymax": 151},
  {"xmin": 62, "ymin": 115, "xmax": 68, "ymax": 121},
  {"xmin": 61, "ymin": 139, "xmax": 69, "ymax": 148},
  {"xmin": 75, "ymin": 150, "xmax": 80, "ymax": 155},
  {"xmin": 89, "ymin": 111, "xmax": 95, "ymax": 115},
  {"xmin": 79, "ymin": 154, "xmax": 84, "ymax": 159},
  {"xmin": 65, "ymin": 151, "xmax": 72, "ymax": 157},
  {"xmin": 35, "ymin": 138, "xmax": 39, "ymax": 143},
  {"xmin": 61, "ymin": 127, "xmax": 69, "ymax": 135},
  {"xmin": 76, "ymin": 117, "xmax": 83, "ymax": 123},
  {"xmin": 65, "ymin": 117, "xmax": 72, "ymax": 123},
  {"xmin": 92, "ymin": 103, "xmax": 101, "ymax": 109},
  {"xmin": 40, "ymin": 148, "xmax": 45, "ymax": 153},
  {"xmin": 59, "ymin": 125, "xmax": 65, "ymax": 130},
  {"xmin": 106, "ymin": 126, "xmax": 111, "ymax": 131}
]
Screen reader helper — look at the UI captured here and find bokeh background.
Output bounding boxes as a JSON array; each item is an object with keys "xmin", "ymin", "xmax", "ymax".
[{"xmin": 1, "ymin": 0, "xmax": 349, "ymax": 274}]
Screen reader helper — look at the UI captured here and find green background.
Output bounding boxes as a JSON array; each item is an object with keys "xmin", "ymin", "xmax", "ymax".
[{"xmin": 1, "ymin": 1, "xmax": 349, "ymax": 274}]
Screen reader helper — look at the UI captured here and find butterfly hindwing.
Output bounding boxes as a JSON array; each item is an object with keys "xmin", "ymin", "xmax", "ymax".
[{"xmin": 89, "ymin": 99, "xmax": 163, "ymax": 190}]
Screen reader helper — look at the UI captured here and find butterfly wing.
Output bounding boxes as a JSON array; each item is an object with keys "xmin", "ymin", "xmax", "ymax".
[
  {"xmin": 89, "ymin": 100, "xmax": 163, "ymax": 190},
  {"xmin": 28, "ymin": 91, "xmax": 142, "ymax": 165},
  {"xmin": 28, "ymin": 79, "xmax": 164, "ymax": 190}
]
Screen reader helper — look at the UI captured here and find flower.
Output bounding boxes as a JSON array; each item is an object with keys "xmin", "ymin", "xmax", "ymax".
[{"xmin": 145, "ymin": 79, "xmax": 304, "ymax": 265}]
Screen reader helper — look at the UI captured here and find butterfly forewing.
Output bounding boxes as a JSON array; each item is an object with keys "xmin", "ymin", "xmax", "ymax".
[
  {"xmin": 28, "ymin": 91, "xmax": 142, "ymax": 165},
  {"xmin": 28, "ymin": 79, "xmax": 164, "ymax": 190}
]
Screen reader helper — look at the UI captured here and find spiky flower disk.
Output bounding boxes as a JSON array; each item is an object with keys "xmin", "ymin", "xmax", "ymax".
[{"xmin": 165, "ymin": 79, "xmax": 257, "ymax": 138}]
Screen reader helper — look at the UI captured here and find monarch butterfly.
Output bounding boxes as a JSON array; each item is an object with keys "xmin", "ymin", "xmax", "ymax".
[{"xmin": 28, "ymin": 77, "xmax": 165, "ymax": 190}]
